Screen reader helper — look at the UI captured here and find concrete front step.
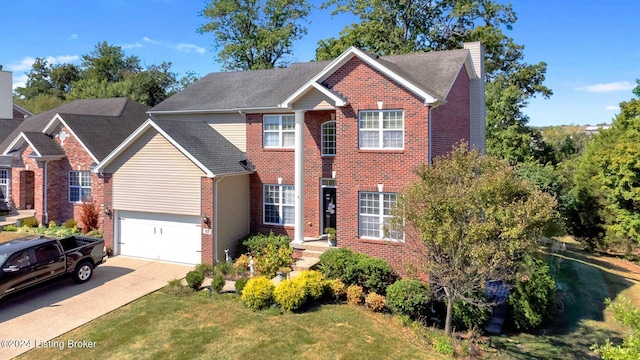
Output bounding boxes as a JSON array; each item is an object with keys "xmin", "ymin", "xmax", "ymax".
[
  {"xmin": 292, "ymin": 256, "xmax": 320, "ymax": 272},
  {"xmin": 300, "ymin": 249, "xmax": 325, "ymax": 258}
]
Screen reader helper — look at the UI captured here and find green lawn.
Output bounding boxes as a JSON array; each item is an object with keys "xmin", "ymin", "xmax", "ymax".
[{"xmin": 17, "ymin": 291, "xmax": 449, "ymax": 360}]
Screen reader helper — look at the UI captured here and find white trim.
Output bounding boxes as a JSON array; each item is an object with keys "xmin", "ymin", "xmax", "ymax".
[
  {"xmin": 93, "ymin": 118, "xmax": 216, "ymax": 177},
  {"xmin": 358, "ymin": 110, "xmax": 404, "ymax": 150},
  {"xmin": 280, "ymin": 81, "xmax": 348, "ymax": 109},
  {"xmin": 42, "ymin": 114, "xmax": 99, "ymax": 164},
  {"xmin": 358, "ymin": 191, "xmax": 403, "ymax": 242},
  {"xmin": 148, "ymin": 106, "xmax": 284, "ymax": 116},
  {"xmin": 68, "ymin": 170, "xmax": 92, "ymax": 203},
  {"xmin": 321, "ymin": 120, "xmax": 337, "ymax": 156},
  {"xmin": 3, "ymin": 133, "xmax": 41, "ymax": 157},
  {"xmin": 263, "ymin": 114, "xmax": 296, "ymax": 149},
  {"xmin": 263, "ymin": 184, "xmax": 295, "ymax": 226}
]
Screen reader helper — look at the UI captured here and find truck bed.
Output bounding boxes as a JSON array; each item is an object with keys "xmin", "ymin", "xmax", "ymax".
[{"xmin": 58, "ymin": 236, "xmax": 103, "ymax": 253}]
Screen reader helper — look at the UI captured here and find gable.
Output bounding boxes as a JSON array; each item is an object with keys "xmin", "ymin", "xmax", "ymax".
[{"xmin": 291, "ymin": 87, "xmax": 339, "ymax": 111}]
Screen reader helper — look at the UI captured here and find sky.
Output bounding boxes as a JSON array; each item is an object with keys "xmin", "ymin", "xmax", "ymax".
[{"xmin": 1, "ymin": 0, "xmax": 638, "ymax": 127}]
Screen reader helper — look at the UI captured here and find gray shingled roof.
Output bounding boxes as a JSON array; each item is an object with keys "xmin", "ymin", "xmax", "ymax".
[
  {"xmin": 150, "ymin": 47, "xmax": 471, "ymax": 113},
  {"xmin": 153, "ymin": 119, "xmax": 253, "ymax": 175},
  {"xmin": 0, "ymin": 98, "xmax": 149, "ymax": 161},
  {"xmin": 21, "ymin": 132, "xmax": 65, "ymax": 156},
  {"xmin": 0, "ymin": 119, "xmax": 22, "ymax": 142}
]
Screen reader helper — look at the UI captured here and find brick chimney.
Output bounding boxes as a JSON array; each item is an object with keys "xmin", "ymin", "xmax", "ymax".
[
  {"xmin": 0, "ymin": 67, "xmax": 12, "ymax": 119},
  {"xmin": 463, "ymin": 42, "xmax": 486, "ymax": 153}
]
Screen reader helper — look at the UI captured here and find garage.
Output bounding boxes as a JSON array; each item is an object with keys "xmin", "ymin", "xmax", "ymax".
[{"xmin": 117, "ymin": 211, "xmax": 201, "ymax": 265}]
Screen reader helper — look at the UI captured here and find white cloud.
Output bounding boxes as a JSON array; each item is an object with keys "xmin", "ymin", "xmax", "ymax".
[
  {"xmin": 7, "ymin": 57, "xmax": 37, "ymax": 71},
  {"xmin": 121, "ymin": 42, "xmax": 143, "ymax": 49},
  {"xmin": 605, "ymin": 105, "xmax": 620, "ymax": 111},
  {"xmin": 70, "ymin": 34, "xmax": 78, "ymax": 39},
  {"xmin": 143, "ymin": 37, "xmax": 159, "ymax": 44},
  {"xmin": 46, "ymin": 55, "xmax": 80, "ymax": 64},
  {"xmin": 176, "ymin": 43, "xmax": 206, "ymax": 54},
  {"xmin": 575, "ymin": 81, "xmax": 635, "ymax": 93},
  {"xmin": 12, "ymin": 74, "xmax": 28, "ymax": 90}
]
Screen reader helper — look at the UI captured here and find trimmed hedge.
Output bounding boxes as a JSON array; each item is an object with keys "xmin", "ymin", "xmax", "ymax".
[
  {"xmin": 186, "ymin": 271, "xmax": 204, "ymax": 290},
  {"xmin": 274, "ymin": 279, "xmax": 307, "ymax": 311},
  {"xmin": 386, "ymin": 279, "xmax": 431, "ymax": 319},
  {"xmin": 241, "ymin": 277, "xmax": 275, "ymax": 310}
]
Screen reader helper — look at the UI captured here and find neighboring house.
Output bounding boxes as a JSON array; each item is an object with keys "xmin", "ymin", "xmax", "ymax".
[
  {"xmin": 0, "ymin": 98, "xmax": 149, "ymax": 228},
  {"xmin": 94, "ymin": 43, "xmax": 486, "ymax": 268}
]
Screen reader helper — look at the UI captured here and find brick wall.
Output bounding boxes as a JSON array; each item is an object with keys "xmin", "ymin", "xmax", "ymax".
[
  {"xmin": 201, "ymin": 177, "xmax": 214, "ymax": 264},
  {"xmin": 430, "ymin": 67, "xmax": 471, "ymax": 158}
]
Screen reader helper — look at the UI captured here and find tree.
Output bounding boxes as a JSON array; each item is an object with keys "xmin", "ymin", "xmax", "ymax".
[
  {"xmin": 394, "ymin": 144, "xmax": 556, "ymax": 335},
  {"xmin": 592, "ymin": 296, "xmax": 640, "ymax": 359},
  {"xmin": 317, "ymin": 0, "xmax": 553, "ymax": 165},
  {"xmin": 198, "ymin": 0, "xmax": 311, "ymax": 70},
  {"xmin": 80, "ymin": 41, "xmax": 141, "ymax": 82}
]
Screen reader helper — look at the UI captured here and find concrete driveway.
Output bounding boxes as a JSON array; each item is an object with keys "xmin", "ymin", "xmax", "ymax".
[{"xmin": 0, "ymin": 256, "xmax": 191, "ymax": 360}]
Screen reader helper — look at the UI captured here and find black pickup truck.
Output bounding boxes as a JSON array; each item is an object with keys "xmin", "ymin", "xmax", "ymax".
[{"xmin": 0, "ymin": 235, "xmax": 107, "ymax": 299}]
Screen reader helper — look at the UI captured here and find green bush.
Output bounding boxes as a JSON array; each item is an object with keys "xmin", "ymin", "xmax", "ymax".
[
  {"xmin": 452, "ymin": 297, "xmax": 491, "ymax": 331},
  {"xmin": 318, "ymin": 248, "xmax": 359, "ymax": 280},
  {"xmin": 48, "ymin": 220, "xmax": 57, "ymax": 228},
  {"xmin": 344, "ymin": 256, "xmax": 396, "ymax": 294},
  {"xmin": 21, "ymin": 217, "xmax": 38, "ymax": 228},
  {"xmin": 85, "ymin": 229, "xmax": 103, "ymax": 238},
  {"xmin": 508, "ymin": 256, "xmax": 556, "ymax": 330},
  {"xmin": 346, "ymin": 285, "xmax": 364, "ymax": 305},
  {"xmin": 241, "ymin": 276, "xmax": 275, "ymax": 310},
  {"xmin": 294, "ymin": 270, "xmax": 327, "ymax": 300},
  {"xmin": 211, "ymin": 274, "xmax": 226, "ymax": 293},
  {"xmin": 239, "ymin": 232, "xmax": 291, "ymax": 255},
  {"xmin": 274, "ymin": 279, "xmax": 307, "ymax": 311},
  {"xmin": 255, "ymin": 242, "xmax": 293, "ymax": 278},
  {"xmin": 435, "ymin": 337, "xmax": 455, "ymax": 355},
  {"xmin": 64, "ymin": 218, "xmax": 77, "ymax": 228},
  {"xmin": 194, "ymin": 263, "xmax": 215, "ymax": 277},
  {"xmin": 215, "ymin": 261, "xmax": 235, "ymax": 276},
  {"xmin": 386, "ymin": 279, "xmax": 431, "ymax": 319},
  {"xmin": 3, "ymin": 224, "xmax": 17, "ymax": 231},
  {"xmin": 365, "ymin": 293, "xmax": 387, "ymax": 312},
  {"xmin": 235, "ymin": 278, "xmax": 249, "ymax": 295},
  {"xmin": 186, "ymin": 270, "xmax": 205, "ymax": 290}
]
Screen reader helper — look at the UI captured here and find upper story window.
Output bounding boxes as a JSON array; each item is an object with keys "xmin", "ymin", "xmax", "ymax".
[
  {"xmin": 359, "ymin": 192, "xmax": 403, "ymax": 241},
  {"xmin": 264, "ymin": 114, "xmax": 295, "ymax": 148},
  {"xmin": 264, "ymin": 184, "xmax": 295, "ymax": 225},
  {"xmin": 322, "ymin": 121, "xmax": 336, "ymax": 156},
  {"xmin": 0, "ymin": 169, "xmax": 9, "ymax": 202},
  {"xmin": 358, "ymin": 110, "xmax": 404, "ymax": 150},
  {"xmin": 69, "ymin": 171, "xmax": 91, "ymax": 203}
]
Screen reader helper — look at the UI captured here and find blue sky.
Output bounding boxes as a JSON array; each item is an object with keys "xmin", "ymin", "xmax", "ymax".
[{"xmin": 2, "ymin": 0, "xmax": 638, "ymax": 127}]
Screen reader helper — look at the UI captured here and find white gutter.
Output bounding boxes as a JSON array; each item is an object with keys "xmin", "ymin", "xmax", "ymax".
[{"xmin": 148, "ymin": 106, "xmax": 284, "ymax": 115}]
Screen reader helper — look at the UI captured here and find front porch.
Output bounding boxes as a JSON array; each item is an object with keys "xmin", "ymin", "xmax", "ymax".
[
  {"xmin": 290, "ymin": 237, "xmax": 333, "ymax": 275},
  {"xmin": 0, "ymin": 209, "xmax": 36, "ymax": 228}
]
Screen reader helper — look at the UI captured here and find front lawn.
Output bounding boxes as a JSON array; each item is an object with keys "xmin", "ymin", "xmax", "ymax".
[
  {"xmin": 17, "ymin": 290, "xmax": 448, "ymax": 360},
  {"xmin": 0, "ymin": 231, "xmax": 26, "ymax": 244}
]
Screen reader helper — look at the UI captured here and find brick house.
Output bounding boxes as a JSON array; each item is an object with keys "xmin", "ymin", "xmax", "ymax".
[
  {"xmin": 0, "ymin": 97, "xmax": 149, "ymax": 228},
  {"xmin": 94, "ymin": 43, "xmax": 486, "ymax": 269}
]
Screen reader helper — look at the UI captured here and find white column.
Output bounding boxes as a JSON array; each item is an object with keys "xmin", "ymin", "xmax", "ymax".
[{"xmin": 292, "ymin": 110, "xmax": 306, "ymax": 245}]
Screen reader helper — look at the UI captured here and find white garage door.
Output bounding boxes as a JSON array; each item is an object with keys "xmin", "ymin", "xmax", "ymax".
[{"xmin": 118, "ymin": 211, "xmax": 201, "ymax": 265}]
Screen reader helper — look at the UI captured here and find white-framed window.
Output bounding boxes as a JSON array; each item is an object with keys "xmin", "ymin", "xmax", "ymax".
[
  {"xmin": 0, "ymin": 169, "xmax": 9, "ymax": 202},
  {"xmin": 69, "ymin": 171, "xmax": 91, "ymax": 203},
  {"xmin": 359, "ymin": 192, "xmax": 403, "ymax": 241},
  {"xmin": 263, "ymin": 114, "xmax": 295, "ymax": 148},
  {"xmin": 322, "ymin": 120, "xmax": 336, "ymax": 156},
  {"xmin": 359, "ymin": 110, "xmax": 404, "ymax": 149},
  {"xmin": 264, "ymin": 184, "xmax": 295, "ymax": 225}
]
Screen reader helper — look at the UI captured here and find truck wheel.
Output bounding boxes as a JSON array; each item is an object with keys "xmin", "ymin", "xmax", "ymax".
[{"xmin": 73, "ymin": 261, "xmax": 94, "ymax": 284}]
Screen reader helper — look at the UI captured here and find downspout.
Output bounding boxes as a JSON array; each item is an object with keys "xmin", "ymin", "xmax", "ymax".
[
  {"xmin": 214, "ymin": 175, "xmax": 225, "ymax": 263},
  {"xmin": 428, "ymin": 109, "xmax": 433, "ymax": 165},
  {"xmin": 43, "ymin": 160, "xmax": 49, "ymax": 224}
]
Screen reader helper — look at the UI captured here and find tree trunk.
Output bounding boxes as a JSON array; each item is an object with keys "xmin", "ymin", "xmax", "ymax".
[{"xmin": 444, "ymin": 295, "xmax": 454, "ymax": 335}]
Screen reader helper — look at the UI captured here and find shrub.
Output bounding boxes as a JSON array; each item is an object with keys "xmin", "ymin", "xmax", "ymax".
[
  {"xmin": 3, "ymin": 224, "xmax": 17, "ymax": 231},
  {"xmin": 435, "ymin": 337, "xmax": 455, "ymax": 355},
  {"xmin": 85, "ymin": 229, "xmax": 103, "ymax": 238},
  {"xmin": 508, "ymin": 256, "xmax": 556, "ymax": 330},
  {"xmin": 346, "ymin": 285, "xmax": 364, "ymax": 305},
  {"xmin": 164, "ymin": 279, "xmax": 195, "ymax": 297},
  {"xmin": 255, "ymin": 242, "xmax": 293, "ymax": 278},
  {"xmin": 344, "ymin": 256, "xmax": 396, "ymax": 294},
  {"xmin": 327, "ymin": 278, "xmax": 347, "ymax": 302},
  {"xmin": 211, "ymin": 274, "xmax": 226, "ymax": 293},
  {"xmin": 365, "ymin": 293, "xmax": 387, "ymax": 312},
  {"xmin": 48, "ymin": 220, "xmax": 57, "ymax": 228},
  {"xmin": 195, "ymin": 263, "xmax": 216, "ymax": 277},
  {"xmin": 215, "ymin": 261, "xmax": 235, "ymax": 276},
  {"xmin": 295, "ymin": 270, "xmax": 327, "ymax": 300},
  {"xmin": 235, "ymin": 278, "xmax": 249, "ymax": 294},
  {"xmin": 64, "ymin": 218, "xmax": 77, "ymax": 229},
  {"xmin": 234, "ymin": 254, "xmax": 251, "ymax": 269},
  {"xmin": 240, "ymin": 232, "xmax": 291, "ymax": 255},
  {"xmin": 386, "ymin": 279, "xmax": 431, "ymax": 319},
  {"xmin": 241, "ymin": 276, "xmax": 275, "ymax": 310},
  {"xmin": 21, "ymin": 217, "xmax": 38, "ymax": 228},
  {"xmin": 274, "ymin": 279, "xmax": 307, "ymax": 311},
  {"xmin": 186, "ymin": 270, "xmax": 204, "ymax": 290},
  {"xmin": 318, "ymin": 248, "xmax": 359, "ymax": 280},
  {"xmin": 452, "ymin": 297, "xmax": 491, "ymax": 331},
  {"xmin": 80, "ymin": 198, "xmax": 100, "ymax": 233}
]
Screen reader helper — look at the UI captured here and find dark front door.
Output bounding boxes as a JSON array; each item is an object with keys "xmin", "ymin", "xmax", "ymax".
[{"xmin": 323, "ymin": 187, "xmax": 336, "ymax": 231}]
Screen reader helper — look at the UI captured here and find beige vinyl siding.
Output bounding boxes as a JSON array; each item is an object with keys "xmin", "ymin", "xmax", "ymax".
[
  {"xmin": 153, "ymin": 113, "xmax": 247, "ymax": 152},
  {"xmin": 292, "ymin": 88, "xmax": 336, "ymax": 111},
  {"xmin": 216, "ymin": 174, "xmax": 250, "ymax": 259},
  {"xmin": 106, "ymin": 129, "xmax": 205, "ymax": 215}
]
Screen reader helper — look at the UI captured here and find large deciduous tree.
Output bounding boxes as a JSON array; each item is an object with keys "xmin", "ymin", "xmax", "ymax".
[
  {"xmin": 394, "ymin": 144, "xmax": 556, "ymax": 335},
  {"xmin": 199, "ymin": 0, "xmax": 311, "ymax": 70}
]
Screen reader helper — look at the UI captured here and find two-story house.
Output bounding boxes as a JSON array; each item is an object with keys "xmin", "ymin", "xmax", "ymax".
[{"xmin": 94, "ymin": 43, "xmax": 486, "ymax": 269}]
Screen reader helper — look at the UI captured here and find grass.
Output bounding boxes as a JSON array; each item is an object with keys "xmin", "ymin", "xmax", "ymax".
[
  {"xmin": 17, "ymin": 291, "xmax": 449, "ymax": 360},
  {"xmin": 0, "ymin": 231, "xmax": 25, "ymax": 244}
]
